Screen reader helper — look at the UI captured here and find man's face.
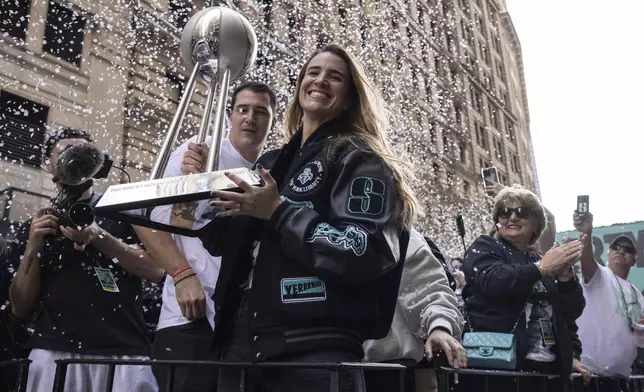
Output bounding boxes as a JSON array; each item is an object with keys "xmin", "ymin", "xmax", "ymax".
[
  {"xmin": 228, "ymin": 89, "xmax": 273, "ymax": 154},
  {"xmin": 46, "ymin": 138, "xmax": 90, "ymax": 174},
  {"xmin": 608, "ymin": 240, "xmax": 637, "ymax": 269}
]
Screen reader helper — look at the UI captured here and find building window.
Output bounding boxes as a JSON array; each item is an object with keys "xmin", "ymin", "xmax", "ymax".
[
  {"xmin": 168, "ymin": 0, "xmax": 191, "ymax": 30},
  {"xmin": 338, "ymin": 6, "xmax": 347, "ymax": 29},
  {"xmin": 166, "ymin": 72, "xmax": 186, "ymax": 103},
  {"xmin": 443, "ymin": 135, "xmax": 451, "ymax": 156},
  {"xmin": 511, "ymin": 153, "xmax": 521, "ymax": 175},
  {"xmin": 470, "ymin": 86, "xmax": 482, "ymax": 112},
  {"xmin": 432, "ymin": 163, "xmax": 441, "ymax": 182},
  {"xmin": 379, "ymin": 41, "xmax": 386, "ymax": 65},
  {"xmin": 360, "ymin": 21, "xmax": 369, "ymax": 48},
  {"xmin": 491, "ymin": 33, "xmax": 501, "ymax": 53},
  {"xmin": 411, "ymin": 68, "xmax": 418, "ymax": 91},
  {"xmin": 406, "ymin": 26, "xmax": 414, "ymax": 51},
  {"xmin": 43, "ymin": 2, "xmax": 87, "ymax": 66},
  {"xmin": 499, "ymin": 172, "xmax": 508, "ymax": 185},
  {"xmin": 459, "ymin": 141, "xmax": 467, "ymax": 162},
  {"xmin": 478, "ymin": 41, "xmax": 490, "ymax": 65},
  {"xmin": 463, "ymin": 180, "xmax": 471, "ymax": 195},
  {"xmin": 0, "ymin": 0, "xmax": 31, "ymax": 40},
  {"xmin": 490, "ymin": 105, "xmax": 500, "ymax": 129},
  {"xmin": 317, "ymin": 32, "xmax": 330, "ymax": 48},
  {"xmin": 428, "ymin": 121, "xmax": 436, "ymax": 145},
  {"xmin": 493, "ymin": 137, "xmax": 505, "ymax": 162},
  {"xmin": 287, "ymin": 12, "xmax": 299, "ymax": 43},
  {"xmin": 474, "ymin": 121, "xmax": 487, "ymax": 149},
  {"xmin": 505, "ymin": 119, "xmax": 516, "ymax": 141},
  {"xmin": 255, "ymin": 51, "xmax": 271, "ymax": 81},
  {"xmin": 496, "ymin": 61, "xmax": 506, "ymax": 82},
  {"xmin": 446, "ymin": 171, "xmax": 455, "ymax": 188},
  {"xmin": 421, "ymin": 41, "xmax": 429, "ymax": 62},
  {"xmin": 430, "ymin": 19, "xmax": 438, "ymax": 37},
  {"xmin": 0, "ymin": 91, "xmax": 49, "ymax": 167},
  {"xmin": 501, "ymin": 90, "xmax": 509, "ymax": 106},
  {"xmin": 418, "ymin": 5, "xmax": 425, "ymax": 27}
]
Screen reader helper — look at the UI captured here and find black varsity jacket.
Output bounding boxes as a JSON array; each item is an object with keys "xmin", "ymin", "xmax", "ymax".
[{"xmin": 201, "ymin": 118, "xmax": 409, "ymax": 361}]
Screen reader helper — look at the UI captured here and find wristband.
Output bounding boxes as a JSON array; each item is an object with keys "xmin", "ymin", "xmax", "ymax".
[
  {"xmin": 173, "ymin": 271, "xmax": 196, "ymax": 286},
  {"xmin": 172, "ymin": 268, "xmax": 195, "ymax": 284},
  {"xmin": 171, "ymin": 265, "xmax": 192, "ymax": 279}
]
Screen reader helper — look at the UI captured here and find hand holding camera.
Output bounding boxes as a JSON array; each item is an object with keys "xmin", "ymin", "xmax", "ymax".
[
  {"xmin": 59, "ymin": 222, "xmax": 102, "ymax": 251},
  {"xmin": 28, "ymin": 208, "xmax": 60, "ymax": 250}
]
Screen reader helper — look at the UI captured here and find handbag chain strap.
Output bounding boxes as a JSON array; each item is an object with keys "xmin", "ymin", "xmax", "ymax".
[{"xmin": 465, "ymin": 303, "xmax": 526, "ymax": 334}]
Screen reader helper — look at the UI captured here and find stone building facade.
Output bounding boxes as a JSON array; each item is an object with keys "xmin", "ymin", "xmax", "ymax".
[{"xmin": 0, "ymin": 0, "xmax": 538, "ymax": 241}]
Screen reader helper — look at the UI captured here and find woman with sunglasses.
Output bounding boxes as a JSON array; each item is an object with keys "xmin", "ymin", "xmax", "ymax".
[{"xmin": 460, "ymin": 185, "xmax": 589, "ymax": 391}]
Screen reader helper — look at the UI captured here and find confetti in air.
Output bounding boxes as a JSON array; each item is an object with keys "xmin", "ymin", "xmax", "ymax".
[{"xmin": 0, "ymin": 0, "xmax": 538, "ymax": 259}]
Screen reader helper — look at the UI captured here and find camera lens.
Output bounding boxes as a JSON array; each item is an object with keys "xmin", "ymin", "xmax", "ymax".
[{"xmin": 67, "ymin": 203, "xmax": 95, "ymax": 229}]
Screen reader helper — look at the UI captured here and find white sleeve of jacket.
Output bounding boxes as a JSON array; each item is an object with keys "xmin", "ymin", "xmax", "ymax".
[
  {"xmin": 149, "ymin": 135, "xmax": 209, "ymax": 226},
  {"xmin": 398, "ymin": 230, "xmax": 464, "ymax": 340}
]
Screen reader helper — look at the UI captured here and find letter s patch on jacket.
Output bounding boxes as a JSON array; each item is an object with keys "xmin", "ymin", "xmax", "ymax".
[
  {"xmin": 281, "ymin": 277, "xmax": 327, "ymax": 303},
  {"xmin": 306, "ymin": 223, "xmax": 368, "ymax": 256},
  {"xmin": 346, "ymin": 177, "xmax": 386, "ymax": 216}
]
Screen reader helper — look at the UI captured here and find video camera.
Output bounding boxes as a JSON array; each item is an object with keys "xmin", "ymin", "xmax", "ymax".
[{"xmin": 51, "ymin": 142, "xmax": 113, "ymax": 232}]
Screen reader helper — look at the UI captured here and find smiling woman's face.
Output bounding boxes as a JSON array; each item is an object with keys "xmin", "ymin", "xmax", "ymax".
[
  {"xmin": 497, "ymin": 199, "xmax": 539, "ymax": 247},
  {"xmin": 298, "ymin": 51, "xmax": 351, "ymax": 122}
]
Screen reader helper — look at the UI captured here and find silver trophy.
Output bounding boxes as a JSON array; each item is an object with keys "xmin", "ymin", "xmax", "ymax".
[{"xmin": 93, "ymin": 7, "xmax": 260, "ymax": 236}]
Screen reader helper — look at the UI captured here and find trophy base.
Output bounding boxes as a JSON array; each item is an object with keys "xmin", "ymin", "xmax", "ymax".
[{"xmin": 94, "ymin": 167, "xmax": 261, "ymax": 236}]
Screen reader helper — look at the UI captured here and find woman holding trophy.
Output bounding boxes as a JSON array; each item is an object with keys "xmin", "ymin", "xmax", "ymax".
[{"xmin": 200, "ymin": 44, "xmax": 419, "ymax": 392}]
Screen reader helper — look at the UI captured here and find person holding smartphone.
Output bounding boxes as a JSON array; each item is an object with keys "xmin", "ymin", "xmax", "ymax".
[{"xmin": 573, "ymin": 210, "xmax": 644, "ymax": 391}]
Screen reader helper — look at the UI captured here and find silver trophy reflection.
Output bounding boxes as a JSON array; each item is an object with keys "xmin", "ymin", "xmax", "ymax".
[{"xmin": 94, "ymin": 7, "xmax": 259, "ymax": 236}]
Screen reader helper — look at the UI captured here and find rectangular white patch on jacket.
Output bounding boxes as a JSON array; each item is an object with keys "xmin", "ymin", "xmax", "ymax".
[{"xmin": 281, "ymin": 277, "xmax": 327, "ymax": 303}]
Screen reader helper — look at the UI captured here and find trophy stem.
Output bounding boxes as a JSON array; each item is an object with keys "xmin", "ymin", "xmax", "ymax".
[
  {"xmin": 196, "ymin": 78, "xmax": 219, "ymax": 145},
  {"xmin": 206, "ymin": 67, "xmax": 231, "ymax": 173},
  {"xmin": 149, "ymin": 63, "xmax": 201, "ymax": 180}
]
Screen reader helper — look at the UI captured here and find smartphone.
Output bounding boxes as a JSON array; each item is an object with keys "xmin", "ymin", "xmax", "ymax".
[
  {"xmin": 481, "ymin": 167, "xmax": 500, "ymax": 185},
  {"xmin": 577, "ymin": 195, "xmax": 590, "ymax": 215}
]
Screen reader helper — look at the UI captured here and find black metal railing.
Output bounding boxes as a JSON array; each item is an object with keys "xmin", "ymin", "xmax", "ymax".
[
  {"xmin": 0, "ymin": 358, "xmax": 30, "ymax": 392},
  {"xmin": 2, "ymin": 357, "xmax": 640, "ymax": 392},
  {"xmin": 52, "ymin": 358, "xmax": 407, "ymax": 392},
  {"xmin": 434, "ymin": 367, "xmax": 644, "ymax": 392}
]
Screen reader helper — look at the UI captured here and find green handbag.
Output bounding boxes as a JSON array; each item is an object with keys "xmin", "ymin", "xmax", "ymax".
[{"xmin": 462, "ymin": 310, "xmax": 524, "ymax": 370}]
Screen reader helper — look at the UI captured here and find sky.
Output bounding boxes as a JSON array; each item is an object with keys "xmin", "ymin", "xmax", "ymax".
[{"xmin": 506, "ymin": 1, "xmax": 644, "ymax": 231}]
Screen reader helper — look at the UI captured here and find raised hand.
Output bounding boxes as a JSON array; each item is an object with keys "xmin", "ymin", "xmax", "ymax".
[{"xmin": 181, "ymin": 142, "xmax": 210, "ymax": 175}]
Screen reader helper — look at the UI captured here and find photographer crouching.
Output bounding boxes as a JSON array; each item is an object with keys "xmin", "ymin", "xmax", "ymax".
[{"xmin": 7, "ymin": 128, "xmax": 163, "ymax": 391}]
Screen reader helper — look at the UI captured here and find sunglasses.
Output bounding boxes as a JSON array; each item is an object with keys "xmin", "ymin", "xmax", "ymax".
[
  {"xmin": 498, "ymin": 207, "xmax": 534, "ymax": 220},
  {"xmin": 610, "ymin": 244, "xmax": 637, "ymax": 255}
]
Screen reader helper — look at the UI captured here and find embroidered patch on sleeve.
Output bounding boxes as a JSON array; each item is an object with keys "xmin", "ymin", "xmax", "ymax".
[
  {"xmin": 289, "ymin": 160, "xmax": 325, "ymax": 194},
  {"xmin": 281, "ymin": 277, "xmax": 327, "ymax": 303},
  {"xmin": 347, "ymin": 177, "xmax": 386, "ymax": 216},
  {"xmin": 306, "ymin": 222, "xmax": 367, "ymax": 256},
  {"xmin": 280, "ymin": 195, "xmax": 314, "ymax": 209}
]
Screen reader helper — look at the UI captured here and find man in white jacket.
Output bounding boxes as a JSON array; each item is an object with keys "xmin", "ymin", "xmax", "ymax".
[
  {"xmin": 135, "ymin": 81, "xmax": 276, "ymax": 391},
  {"xmin": 363, "ymin": 229, "xmax": 466, "ymax": 392}
]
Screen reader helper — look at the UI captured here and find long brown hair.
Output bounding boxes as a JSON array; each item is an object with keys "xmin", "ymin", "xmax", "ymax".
[{"xmin": 283, "ymin": 44, "xmax": 420, "ymax": 229}]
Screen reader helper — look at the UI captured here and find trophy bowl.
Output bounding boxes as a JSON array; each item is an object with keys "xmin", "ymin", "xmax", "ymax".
[{"xmin": 180, "ymin": 7, "xmax": 258, "ymax": 83}]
